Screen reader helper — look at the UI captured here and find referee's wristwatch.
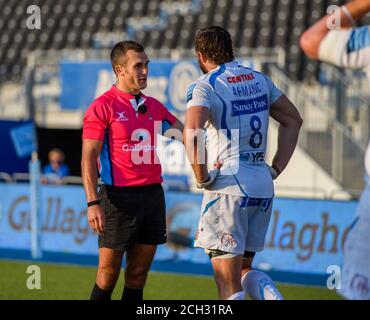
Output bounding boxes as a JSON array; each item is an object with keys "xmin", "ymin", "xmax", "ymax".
[{"xmin": 87, "ymin": 200, "xmax": 101, "ymax": 208}]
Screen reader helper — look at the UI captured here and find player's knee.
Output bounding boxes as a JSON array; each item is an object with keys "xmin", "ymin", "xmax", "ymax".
[
  {"xmin": 214, "ymin": 269, "xmax": 241, "ymax": 289},
  {"xmin": 97, "ymin": 264, "xmax": 120, "ymax": 289},
  {"xmin": 125, "ymin": 266, "xmax": 149, "ymax": 288}
]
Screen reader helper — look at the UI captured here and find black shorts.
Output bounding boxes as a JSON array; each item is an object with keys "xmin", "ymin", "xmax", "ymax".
[{"xmin": 98, "ymin": 183, "xmax": 166, "ymax": 251}]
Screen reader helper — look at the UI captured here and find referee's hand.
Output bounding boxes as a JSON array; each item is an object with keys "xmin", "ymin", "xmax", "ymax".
[{"xmin": 87, "ymin": 205, "xmax": 105, "ymax": 235}]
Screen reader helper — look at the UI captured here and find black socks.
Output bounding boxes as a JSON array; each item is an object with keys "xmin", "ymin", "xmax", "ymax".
[
  {"xmin": 121, "ymin": 286, "xmax": 143, "ymax": 301},
  {"xmin": 90, "ymin": 283, "xmax": 113, "ymax": 300},
  {"xmin": 90, "ymin": 283, "xmax": 143, "ymax": 301}
]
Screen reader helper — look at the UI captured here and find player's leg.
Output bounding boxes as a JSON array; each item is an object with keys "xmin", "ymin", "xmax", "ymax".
[
  {"xmin": 209, "ymin": 250, "xmax": 245, "ymax": 300},
  {"xmin": 241, "ymin": 198, "xmax": 283, "ymax": 300},
  {"xmin": 241, "ymin": 252, "xmax": 254, "ymax": 277},
  {"xmin": 123, "ymin": 243, "xmax": 157, "ymax": 301},
  {"xmin": 196, "ymin": 193, "xmax": 247, "ymax": 300},
  {"xmin": 91, "ymin": 248, "xmax": 124, "ymax": 300}
]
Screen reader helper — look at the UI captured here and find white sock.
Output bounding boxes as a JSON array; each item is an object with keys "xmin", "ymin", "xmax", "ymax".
[
  {"xmin": 241, "ymin": 270, "xmax": 283, "ymax": 300},
  {"xmin": 227, "ymin": 291, "xmax": 245, "ymax": 300}
]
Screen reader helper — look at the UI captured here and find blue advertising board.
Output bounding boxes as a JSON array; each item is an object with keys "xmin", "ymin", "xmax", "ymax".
[{"xmin": 0, "ymin": 183, "xmax": 358, "ymax": 285}]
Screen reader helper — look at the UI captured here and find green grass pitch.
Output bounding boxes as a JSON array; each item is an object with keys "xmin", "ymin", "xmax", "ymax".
[{"xmin": 0, "ymin": 259, "xmax": 342, "ymax": 300}]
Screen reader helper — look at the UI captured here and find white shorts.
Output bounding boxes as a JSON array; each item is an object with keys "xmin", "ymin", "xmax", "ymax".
[{"xmin": 194, "ymin": 192, "xmax": 273, "ymax": 254}]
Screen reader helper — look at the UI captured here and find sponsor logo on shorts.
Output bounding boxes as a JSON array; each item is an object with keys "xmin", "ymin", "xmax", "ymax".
[{"xmin": 221, "ymin": 233, "xmax": 237, "ymax": 250}]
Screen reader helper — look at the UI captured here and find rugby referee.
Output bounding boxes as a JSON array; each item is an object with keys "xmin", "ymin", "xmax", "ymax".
[{"xmin": 81, "ymin": 40, "xmax": 183, "ymax": 301}]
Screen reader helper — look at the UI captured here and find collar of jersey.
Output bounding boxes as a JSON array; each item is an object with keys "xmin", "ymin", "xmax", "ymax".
[
  {"xmin": 111, "ymin": 85, "xmax": 147, "ymax": 101},
  {"xmin": 208, "ymin": 60, "xmax": 240, "ymax": 75},
  {"xmin": 224, "ymin": 60, "xmax": 240, "ymax": 68}
]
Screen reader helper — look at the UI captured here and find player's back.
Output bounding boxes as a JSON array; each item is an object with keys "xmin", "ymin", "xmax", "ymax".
[{"xmin": 187, "ymin": 60, "xmax": 283, "ymax": 198}]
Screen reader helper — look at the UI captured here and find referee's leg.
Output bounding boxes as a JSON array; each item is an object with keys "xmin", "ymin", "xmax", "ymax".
[
  {"xmin": 91, "ymin": 248, "xmax": 124, "ymax": 300},
  {"xmin": 123, "ymin": 243, "xmax": 157, "ymax": 301}
]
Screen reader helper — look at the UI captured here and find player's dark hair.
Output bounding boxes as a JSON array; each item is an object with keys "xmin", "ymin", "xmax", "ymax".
[
  {"xmin": 110, "ymin": 41, "xmax": 145, "ymax": 74},
  {"xmin": 195, "ymin": 26, "xmax": 234, "ymax": 65}
]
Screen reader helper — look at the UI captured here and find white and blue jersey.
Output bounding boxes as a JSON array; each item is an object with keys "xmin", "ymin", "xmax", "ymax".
[
  {"xmin": 319, "ymin": 26, "xmax": 370, "ymax": 79},
  {"xmin": 186, "ymin": 60, "xmax": 283, "ymax": 198},
  {"xmin": 319, "ymin": 25, "xmax": 370, "ymax": 181}
]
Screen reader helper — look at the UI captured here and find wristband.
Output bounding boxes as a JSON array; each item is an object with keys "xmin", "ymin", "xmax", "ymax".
[
  {"xmin": 341, "ymin": 5, "xmax": 356, "ymax": 26},
  {"xmin": 87, "ymin": 200, "xmax": 101, "ymax": 207},
  {"xmin": 271, "ymin": 164, "xmax": 281, "ymax": 176}
]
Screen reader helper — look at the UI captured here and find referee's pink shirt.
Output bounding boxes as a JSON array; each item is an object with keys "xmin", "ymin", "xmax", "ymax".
[{"xmin": 83, "ymin": 85, "xmax": 177, "ymax": 186}]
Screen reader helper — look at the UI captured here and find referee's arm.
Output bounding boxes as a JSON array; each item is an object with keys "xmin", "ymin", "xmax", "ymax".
[
  {"xmin": 81, "ymin": 138, "xmax": 105, "ymax": 235},
  {"xmin": 170, "ymin": 118, "xmax": 184, "ymax": 134},
  {"xmin": 162, "ymin": 118, "xmax": 184, "ymax": 142}
]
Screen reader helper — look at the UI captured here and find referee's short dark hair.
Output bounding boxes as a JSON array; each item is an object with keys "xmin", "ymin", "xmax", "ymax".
[
  {"xmin": 195, "ymin": 26, "xmax": 234, "ymax": 65},
  {"xmin": 111, "ymin": 41, "xmax": 145, "ymax": 74}
]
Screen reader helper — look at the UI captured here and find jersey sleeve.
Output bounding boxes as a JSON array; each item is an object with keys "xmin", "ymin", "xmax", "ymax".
[
  {"xmin": 318, "ymin": 26, "xmax": 370, "ymax": 70},
  {"xmin": 157, "ymin": 101, "xmax": 177, "ymax": 125},
  {"xmin": 153, "ymin": 100, "xmax": 177, "ymax": 134},
  {"xmin": 264, "ymin": 76, "xmax": 283, "ymax": 105},
  {"xmin": 186, "ymin": 81, "xmax": 213, "ymax": 109},
  {"xmin": 82, "ymin": 98, "xmax": 111, "ymax": 141}
]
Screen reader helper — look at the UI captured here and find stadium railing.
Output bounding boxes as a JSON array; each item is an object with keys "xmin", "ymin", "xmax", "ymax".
[
  {"xmin": 61, "ymin": 176, "xmax": 83, "ymax": 185},
  {"xmin": 271, "ymin": 185, "xmax": 328, "ymax": 200},
  {"xmin": 1, "ymin": 171, "xmax": 362, "ymax": 200},
  {"xmin": 4, "ymin": 173, "xmax": 84, "ymax": 185},
  {"xmin": 268, "ymin": 64, "xmax": 366, "ymax": 196},
  {"xmin": 0, "ymin": 172, "xmax": 12, "ymax": 183},
  {"xmin": 319, "ymin": 63, "xmax": 370, "ymax": 148},
  {"xmin": 12, "ymin": 172, "xmax": 30, "ymax": 183},
  {"xmin": 329, "ymin": 188, "xmax": 363, "ymax": 200}
]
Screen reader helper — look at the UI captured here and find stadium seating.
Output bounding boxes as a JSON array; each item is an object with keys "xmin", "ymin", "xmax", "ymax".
[{"xmin": 2, "ymin": 0, "xmax": 362, "ymax": 83}]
